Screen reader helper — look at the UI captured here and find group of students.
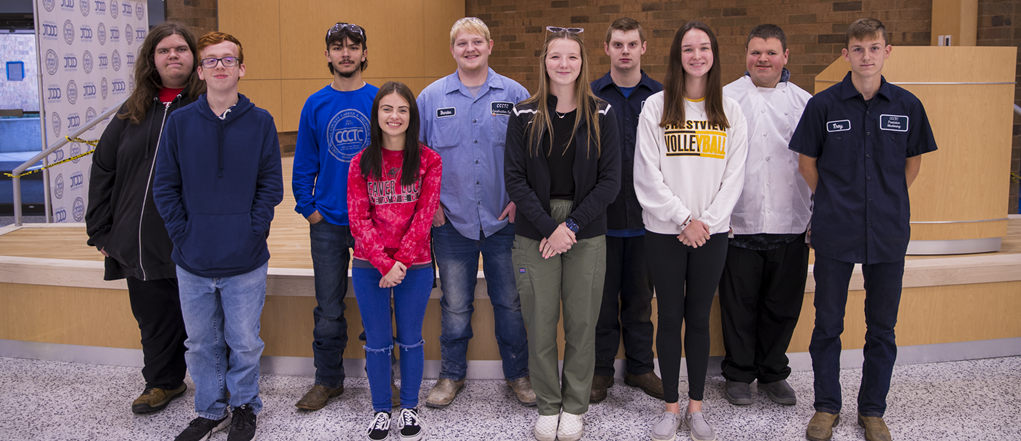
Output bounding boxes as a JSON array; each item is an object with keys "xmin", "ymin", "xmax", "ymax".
[{"xmin": 85, "ymin": 12, "xmax": 936, "ymax": 441}]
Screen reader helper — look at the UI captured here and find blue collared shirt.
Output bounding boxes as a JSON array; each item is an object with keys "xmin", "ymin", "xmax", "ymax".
[
  {"xmin": 590, "ymin": 70, "xmax": 663, "ymax": 236},
  {"xmin": 417, "ymin": 68, "xmax": 531, "ymax": 240},
  {"xmin": 789, "ymin": 72, "xmax": 937, "ymax": 264}
]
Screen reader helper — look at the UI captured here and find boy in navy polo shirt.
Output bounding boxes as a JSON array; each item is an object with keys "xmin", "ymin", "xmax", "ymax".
[{"xmin": 789, "ymin": 18, "xmax": 937, "ymax": 441}]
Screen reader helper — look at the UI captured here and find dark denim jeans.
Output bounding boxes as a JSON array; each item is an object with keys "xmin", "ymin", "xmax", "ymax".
[
  {"xmin": 352, "ymin": 266, "xmax": 433, "ymax": 412},
  {"xmin": 432, "ymin": 222, "xmax": 529, "ymax": 381},
  {"xmin": 595, "ymin": 235, "xmax": 655, "ymax": 377},
  {"xmin": 309, "ymin": 221, "xmax": 354, "ymax": 388},
  {"xmin": 810, "ymin": 254, "xmax": 904, "ymax": 417}
]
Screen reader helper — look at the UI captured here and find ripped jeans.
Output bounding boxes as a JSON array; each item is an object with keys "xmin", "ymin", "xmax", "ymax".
[{"xmin": 352, "ymin": 265, "xmax": 434, "ymax": 411}]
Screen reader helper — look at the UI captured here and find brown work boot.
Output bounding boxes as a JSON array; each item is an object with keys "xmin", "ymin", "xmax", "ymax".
[
  {"xmin": 131, "ymin": 383, "xmax": 187, "ymax": 414},
  {"xmin": 806, "ymin": 412, "xmax": 840, "ymax": 441},
  {"xmin": 590, "ymin": 375, "xmax": 614, "ymax": 403},
  {"xmin": 625, "ymin": 371, "xmax": 665, "ymax": 400},
  {"xmin": 295, "ymin": 384, "xmax": 344, "ymax": 410},
  {"xmin": 858, "ymin": 415, "xmax": 893, "ymax": 441},
  {"xmin": 507, "ymin": 376, "xmax": 537, "ymax": 406},
  {"xmin": 425, "ymin": 378, "xmax": 465, "ymax": 409}
]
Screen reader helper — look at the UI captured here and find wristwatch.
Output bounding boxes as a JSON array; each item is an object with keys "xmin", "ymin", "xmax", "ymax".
[{"xmin": 565, "ymin": 218, "xmax": 580, "ymax": 233}]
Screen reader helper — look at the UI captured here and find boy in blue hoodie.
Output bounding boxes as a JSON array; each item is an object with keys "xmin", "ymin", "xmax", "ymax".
[{"xmin": 154, "ymin": 31, "xmax": 283, "ymax": 441}]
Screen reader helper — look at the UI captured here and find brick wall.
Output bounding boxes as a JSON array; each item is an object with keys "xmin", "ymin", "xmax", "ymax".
[
  {"xmin": 165, "ymin": 0, "xmax": 217, "ymax": 37},
  {"xmin": 976, "ymin": 0, "xmax": 1020, "ymax": 214},
  {"xmin": 468, "ymin": 0, "xmax": 932, "ymax": 94}
]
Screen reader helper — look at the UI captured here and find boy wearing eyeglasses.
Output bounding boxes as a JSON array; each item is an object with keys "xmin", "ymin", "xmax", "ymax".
[
  {"xmin": 416, "ymin": 17, "xmax": 534, "ymax": 409},
  {"xmin": 291, "ymin": 22, "xmax": 381, "ymax": 412},
  {"xmin": 153, "ymin": 31, "xmax": 283, "ymax": 441}
]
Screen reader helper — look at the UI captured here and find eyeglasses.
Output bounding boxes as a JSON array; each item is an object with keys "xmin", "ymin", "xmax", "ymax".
[
  {"xmin": 326, "ymin": 23, "xmax": 365, "ymax": 43},
  {"xmin": 546, "ymin": 26, "xmax": 584, "ymax": 34},
  {"xmin": 200, "ymin": 57, "xmax": 238, "ymax": 68}
]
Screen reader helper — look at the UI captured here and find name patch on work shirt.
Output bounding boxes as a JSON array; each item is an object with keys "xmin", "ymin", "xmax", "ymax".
[
  {"xmin": 826, "ymin": 120, "xmax": 851, "ymax": 132},
  {"xmin": 880, "ymin": 114, "xmax": 909, "ymax": 132},
  {"xmin": 491, "ymin": 101, "xmax": 513, "ymax": 116},
  {"xmin": 436, "ymin": 107, "xmax": 456, "ymax": 118}
]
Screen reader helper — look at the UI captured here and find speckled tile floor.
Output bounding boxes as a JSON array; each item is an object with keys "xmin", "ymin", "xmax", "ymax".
[{"xmin": 1, "ymin": 356, "xmax": 1019, "ymax": 440}]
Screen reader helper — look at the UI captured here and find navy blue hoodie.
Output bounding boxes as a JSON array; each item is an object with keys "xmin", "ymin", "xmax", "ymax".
[{"xmin": 153, "ymin": 93, "xmax": 283, "ymax": 278}]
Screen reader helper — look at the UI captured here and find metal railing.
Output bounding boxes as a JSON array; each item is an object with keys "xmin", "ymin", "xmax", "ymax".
[{"xmin": 10, "ymin": 99, "xmax": 126, "ymax": 226}]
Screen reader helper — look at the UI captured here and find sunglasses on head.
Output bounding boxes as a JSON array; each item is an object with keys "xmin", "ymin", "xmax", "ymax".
[
  {"xmin": 326, "ymin": 23, "xmax": 365, "ymax": 43},
  {"xmin": 546, "ymin": 26, "xmax": 584, "ymax": 34}
]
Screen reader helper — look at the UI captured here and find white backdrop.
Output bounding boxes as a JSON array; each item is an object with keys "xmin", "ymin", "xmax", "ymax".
[{"xmin": 35, "ymin": 0, "xmax": 146, "ymax": 223}]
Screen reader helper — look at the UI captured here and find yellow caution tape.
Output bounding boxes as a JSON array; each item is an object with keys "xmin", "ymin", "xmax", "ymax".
[{"xmin": 2, "ymin": 136, "xmax": 99, "ymax": 178}]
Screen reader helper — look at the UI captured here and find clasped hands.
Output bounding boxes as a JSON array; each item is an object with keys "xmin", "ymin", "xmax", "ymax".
[
  {"xmin": 380, "ymin": 261, "xmax": 407, "ymax": 288},
  {"xmin": 678, "ymin": 219, "xmax": 711, "ymax": 248},
  {"xmin": 539, "ymin": 223, "xmax": 576, "ymax": 259}
]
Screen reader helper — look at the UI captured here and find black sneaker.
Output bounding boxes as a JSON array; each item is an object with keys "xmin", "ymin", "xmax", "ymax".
[
  {"xmin": 227, "ymin": 404, "xmax": 257, "ymax": 441},
  {"xmin": 174, "ymin": 414, "xmax": 230, "ymax": 441},
  {"xmin": 367, "ymin": 411, "xmax": 391, "ymax": 441},
  {"xmin": 398, "ymin": 407, "xmax": 423, "ymax": 441}
]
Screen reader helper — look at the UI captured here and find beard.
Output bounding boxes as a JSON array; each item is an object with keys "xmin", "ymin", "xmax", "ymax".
[{"xmin": 332, "ymin": 61, "xmax": 360, "ymax": 78}]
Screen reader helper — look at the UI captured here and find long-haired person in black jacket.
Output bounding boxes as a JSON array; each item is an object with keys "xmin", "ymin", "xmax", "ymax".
[
  {"xmin": 505, "ymin": 28, "xmax": 620, "ymax": 441},
  {"xmin": 85, "ymin": 20, "xmax": 205, "ymax": 415}
]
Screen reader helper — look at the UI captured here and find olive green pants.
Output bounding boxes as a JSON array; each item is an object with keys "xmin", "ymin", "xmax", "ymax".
[{"xmin": 512, "ymin": 200, "xmax": 606, "ymax": 415}]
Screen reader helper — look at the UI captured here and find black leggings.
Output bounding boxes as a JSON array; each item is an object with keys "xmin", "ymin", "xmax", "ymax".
[{"xmin": 646, "ymin": 232, "xmax": 728, "ymax": 403}]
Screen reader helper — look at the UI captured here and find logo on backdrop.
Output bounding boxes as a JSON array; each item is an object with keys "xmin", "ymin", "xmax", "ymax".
[
  {"xmin": 45, "ymin": 50, "xmax": 59, "ymax": 75},
  {"xmin": 101, "ymin": 77, "xmax": 108, "ymax": 99},
  {"xmin": 54, "ymin": 174, "xmax": 64, "ymax": 199},
  {"xmin": 63, "ymin": 53, "xmax": 77, "ymax": 71},
  {"xmin": 42, "ymin": 21, "xmax": 58, "ymax": 40},
  {"xmin": 70, "ymin": 171, "xmax": 84, "ymax": 190},
  {"xmin": 51, "ymin": 148, "xmax": 65, "ymax": 162},
  {"xmin": 109, "ymin": 25, "xmax": 119, "ymax": 43},
  {"xmin": 70, "ymin": 143, "xmax": 81, "ymax": 163},
  {"xmin": 86, "ymin": 107, "xmax": 97, "ymax": 130},
  {"xmin": 54, "ymin": 208, "xmax": 67, "ymax": 223},
  {"xmin": 135, "ymin": 27, "xmax": 146, "ymax": 42},
  {"xmin": 73, "ymin": 197, "xmax": 85, "ymax": 222},
  {"xmin": 95, "ymin": 0, "xmax": 106, "ymax": 15},
  {"xmin": 98, "ymin": 52, "xmax": 108, "ymax": 70},
  {"xmin": 66, "ymin": 80, "xmax": 78, "ymax": 105},
  {"xmin": 125, "ymin": 24, "xmax": 133, "ymax": 45},
  {"xmin": 110, "ymin": 0, "xmax": 118, "ymax": 19},
  {"xmin": 51, "ymin": 112, "xmax": 62, "ymax": 138},
  {"xmin": 79, "ymin": 24, "xmax": 93, "ymax": 42},
  {"xmin": 43, "ymin": 0, "xmax": 56, "ymax": 12},
  {"xmin": 126, "ymin": 53, "xmax": 134, "ymax": 69},
  {"xmin": 83, "ymin": 50, "xmax": 93, "ymax": 74},
  {"xmin": 135, "ymin": 2, "xmax": 144, "ymax": 20},
  {"xmin": 46, "ymin": 84, "xmax": 62, "ymax": 102},
  {"xmin": 112, "ymin": 50, "xmax": 121, "ymax": 71},
  {"xmin": 79, "ymin": 0, "xmax": 90, "ymax": 17},
  {"xmin": 98, "ymin": 22, "xmax": 106, "ymax": 45},
  {"xmin": 111, "ymin": 79, "xmax": 126, "ymax": 94},
  {"xmin": 60, "ymin": 0, "xmax": 74, "ymax": 12},
  {"xmin": 67, "ymin": 113, "xmax": 81, "ymax": 131},
  {"xmin": 83, "ymin": 83, "xmax": 97, "ymax": 100},
  {"xmin": 120, "ymin": 1, "xmax": 132, "ymax": 17},
  {"xmin": 63, "ymin": 20, "xmax": 75, "ymax": 45}
]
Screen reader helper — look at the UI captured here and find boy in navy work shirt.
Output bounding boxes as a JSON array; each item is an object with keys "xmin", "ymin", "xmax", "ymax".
[{"xmin": 789, "ymin": 18, "xmax": 937, "ymax": 441}]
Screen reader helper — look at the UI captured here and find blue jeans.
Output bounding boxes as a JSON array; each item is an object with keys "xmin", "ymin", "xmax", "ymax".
[
  {"xmin": 309, "ymin": 221, "xmax": 353, "ymax": 388},
  {"xmin": 432, "ymin": 222, "xmax": 529, "ymax": 381},
  {"xmin": 177, "ymin": 262, "xmax": 268, "ymax": 419},
  {"xmin": 810, "ymin": 254, "xmax": 904, "ymax": 417},
  {"xmin": 353, "ymin": 266, "xmax": 433, "ymax": 412}
]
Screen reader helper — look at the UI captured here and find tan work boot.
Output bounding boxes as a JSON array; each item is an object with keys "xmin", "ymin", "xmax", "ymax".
[
  {"xmin": 625, "ymin": 371, "xmax": 665, "ymax": 400},
  {"xmin": 858, "ymin": 415, "xmax": 893, "ymax": 441},
  {"xmin": 295, "ymin": 384, "xmax": 344, "ymax": 410},
  {"xmin": 806, "ymin": 412, "xmax": 840, "ymax": 441},
  {"xmin": 425, "ymin": 378, "xmax": 465, "ymax": 409},
  {"xmin": 131, "ymin": 383, "xmax": 187, "ymax": 414},
  {"xmin": 507, "ymin": 376, "xmax": 537, "ymax": 406},
  {"xmin": 589, "ymin": 375, "xmax": 614, "ymax": 403}
]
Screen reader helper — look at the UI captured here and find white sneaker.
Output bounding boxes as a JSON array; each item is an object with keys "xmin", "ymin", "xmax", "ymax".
[
  {"xmin": 650, "ymin": 412, "xmax": 680, "ymax": 441},
  {"xmin": 533, "ymin": 413, "xmax": 559, "ymax": 441},
  {"xmin": 557, "ymin": 411, "xmax": 584, "ymax": 441}
]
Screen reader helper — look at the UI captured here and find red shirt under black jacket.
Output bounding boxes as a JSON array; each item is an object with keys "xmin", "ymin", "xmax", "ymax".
[{"xmin": 348, "ymin": 144, "xmax": 442, "ymax": 276}]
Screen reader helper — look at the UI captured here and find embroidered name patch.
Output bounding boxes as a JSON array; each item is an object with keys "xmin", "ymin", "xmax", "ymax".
[
  {"xmin": 826, "ymin": 120, "xmax": 851, "ymax": 132},
  {"xmin": 880, "ymin": 114, "xmax": 909, "ymax": 132},
  {"xmin": 491, "ymin": 101, "xmax": 513, "ymax": 116},
  {"xmin": 436, "ymin": 107, "xmax": 455, "ymax": 118}
]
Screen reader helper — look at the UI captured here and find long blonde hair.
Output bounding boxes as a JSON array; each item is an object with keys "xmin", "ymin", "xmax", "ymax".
[{"xmin": 519, "ymin": 31, "xmax": 603, "ymax": 158}]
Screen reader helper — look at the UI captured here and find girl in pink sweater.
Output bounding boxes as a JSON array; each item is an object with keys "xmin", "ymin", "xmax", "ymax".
[{"xmin": 347, "ymin": 81, "xmax": 442, "ymax": 441}]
